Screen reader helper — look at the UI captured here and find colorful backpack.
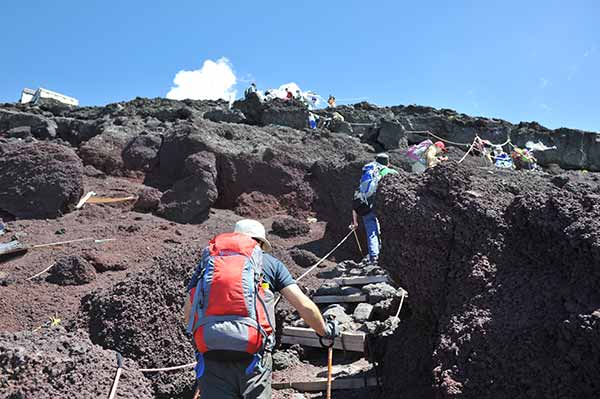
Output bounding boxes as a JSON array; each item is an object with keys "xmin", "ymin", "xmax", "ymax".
[
  {"xmin": 407, "ymin": 139, "xmax": 433, "ymax": 162},
  {"xmin": 352, "ymin": 161, "xmax": 386, "ymax": 216},
  {"xmin": 187, "ymin": 232, "xmax": 274, "ymax": 375}
]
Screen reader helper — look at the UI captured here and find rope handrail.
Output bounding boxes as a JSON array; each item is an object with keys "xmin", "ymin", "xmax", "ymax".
[
  {"xmin": 134, "ymin": 361, "xmax": 197, "ymax": 373},
  {"xmin": 405, "ymin": 130, "xmax": 513, "ymax": 149},
  {"xmin": 274, "ymin": 228, "xmax": 356, "ymax": 308},
  {"xmin": 457, "ymin": 138, "xmax": 477, "ymax": 164},
  {"xmin": 296, "ymin": 228, "xmax": 355, "ymax": 282}
]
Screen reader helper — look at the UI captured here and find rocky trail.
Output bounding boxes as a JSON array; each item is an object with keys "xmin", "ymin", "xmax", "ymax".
[{"xmin": 1, "ymin": 96, "xmax": 599, "ymax": 399}]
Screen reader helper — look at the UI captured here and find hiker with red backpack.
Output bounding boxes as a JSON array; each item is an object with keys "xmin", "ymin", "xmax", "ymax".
[
  {"xmin": 407, "ymin": 139, "xmax": 448, "ymax": 173},
  {"xmin": 184, "ymin": 219, "xmax": 339, "ymax": 398},
  {"xmin": 351, "ymin": 153, "xmax": 398, "ymax": 265}
]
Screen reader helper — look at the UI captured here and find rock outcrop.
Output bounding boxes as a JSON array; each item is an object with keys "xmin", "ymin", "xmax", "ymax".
[
  {"xmin": 232, "ymin": 94, "xmax": 309, "ymax": 130},
  {"xmin": 157, "ymin": 151, "xmax": 218, "ymax": 223},
  {"xmin": 47, "ymin": 255, "xmax": 97, "ymax": 285},
  {"xmin": 375, "ymin": 162, "xmax": 600, "ymax": 399},
  {"xmin": 79, "ymin": 245, "xmax": 200, "ymax": 398},
  {"xmin": 0, "ymin": 140, "xmax": 84, "ymax": 218}
]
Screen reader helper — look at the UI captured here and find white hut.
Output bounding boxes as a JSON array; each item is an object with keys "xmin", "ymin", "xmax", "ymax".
[{"xmin": 20, "ymin": 87, "xmax": 79, "ymax": 106}]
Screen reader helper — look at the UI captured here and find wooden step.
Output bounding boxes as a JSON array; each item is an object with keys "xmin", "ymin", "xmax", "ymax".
[
  {"xmin": 281, "ymin": 326, "xmax": 365, "ymax": 352},
  {"xmin": 273, "ymin": 376, "xmax": 378, "ymax": 391},
  {"xmin": 332, "ymin": 275, "xmax": 390, "ymax": 286},
  {"xmin": 312, "ymin": 294, "xmax": 367, "ymax": 304}
]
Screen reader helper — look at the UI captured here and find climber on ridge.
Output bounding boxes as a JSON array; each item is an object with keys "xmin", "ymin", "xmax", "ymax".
[
  {"xmin": 328, "ymin": 95, "xmax": 336, "ymax": 107},
  {"xmin": 351, "ymin": 153, "xmax": 398, "ymax": 265},
  {"xmin": 244, "ymin": 83, "xmax": 257, "ymax": 98},
  {"xmin": 184, "ymin": 219, "xmax": 339, "ymax": 399},
  {"xmin": 407, "ymin": 139, "xmax": 448, "ymax": 173}
]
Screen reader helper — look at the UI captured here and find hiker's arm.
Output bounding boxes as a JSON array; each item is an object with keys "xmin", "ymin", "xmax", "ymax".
[
  {"xmin": 425, "ymin": 146, "xmax": 439, "ymax": 167},
  {"xmin": 281, "ymin": 284, "xmax": 326, "ymax": 336},
  {"xmin": 352, "ymin": 210, "xmax": 359, "ymax": 229}
]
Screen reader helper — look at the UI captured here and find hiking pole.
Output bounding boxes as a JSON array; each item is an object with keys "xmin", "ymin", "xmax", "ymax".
[
  {"xmin": 350, "ymin": 225, "xmax": 363, "ymax": 257},
  {"xmin": 192, "ymin": 380, "xmax": 201, "ymax": 399},
  {"xmin": 107, "ymin": 353, "xmax": 123, "ymax": 399},
  {"xmin": 327, "ymin": 345, "xmax": 333, "ymax": 399},
  {"xmin": 319, "ymin": 336, "xmax": 335, "ymax": 399}
]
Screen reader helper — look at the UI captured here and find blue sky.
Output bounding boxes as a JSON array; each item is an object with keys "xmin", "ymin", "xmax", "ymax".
[{"xmin": 1, "ymin": 0, "xmax": 598, "ymax": 131}]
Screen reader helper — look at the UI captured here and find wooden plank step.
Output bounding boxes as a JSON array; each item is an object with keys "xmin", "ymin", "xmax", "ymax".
[
  {"xmin": 273, "ymin": 376, "xmax": 378, "ymax": 391},
  {"xmin": 312, "ymin": 294, "xmax": 367, "ymax": 304},
  {"xmin": 281, "ymin": 327, "xmax": 365, "ymax": 352},
  {"xmin": 332, "ymin": 275, "xmax": 390, "ymax": 286}
]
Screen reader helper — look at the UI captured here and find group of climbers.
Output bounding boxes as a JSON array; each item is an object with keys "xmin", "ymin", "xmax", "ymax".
[{"xmin": 468, "ymin": 137, "xmax": 539, "ymax": 170}]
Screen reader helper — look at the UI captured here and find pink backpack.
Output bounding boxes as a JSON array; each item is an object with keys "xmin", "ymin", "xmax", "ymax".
[{"xmin": 407, "ymin": 139, "xmax": 433, "ymax": 162}]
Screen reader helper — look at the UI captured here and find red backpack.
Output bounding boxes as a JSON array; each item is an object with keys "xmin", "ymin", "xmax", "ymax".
[{"xmin": 187, "ymin": 233, "xmax": 275, "ymax": 375}]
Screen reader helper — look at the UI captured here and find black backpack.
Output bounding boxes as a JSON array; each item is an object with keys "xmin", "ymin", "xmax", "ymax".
[{"xmin": 352, "ymin": 189, "xmax": 374, "ymax": 216}]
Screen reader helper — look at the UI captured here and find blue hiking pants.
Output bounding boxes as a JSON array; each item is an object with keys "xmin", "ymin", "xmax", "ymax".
[{"xmin": 362, "ymin": 211, "xmax": 380, "ymax": 261}]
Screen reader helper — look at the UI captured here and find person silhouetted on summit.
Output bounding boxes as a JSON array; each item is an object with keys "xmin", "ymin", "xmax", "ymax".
[
  {"xmin": 184, "ymin": 219, "xmax": 339, "ymax": 398},
  {"xmin": 244, "ymin": 83, "xmax": 257, "ymax": 99},
  {"xmin": 351, "ymin": 154, "xmax": 398, "ymax": 265},
  {"xmin": 328, "ymin": 95, "xmax": 336, "ymax": 107}
]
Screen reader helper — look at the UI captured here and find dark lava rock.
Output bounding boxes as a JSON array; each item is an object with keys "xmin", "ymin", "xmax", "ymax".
[
  {"xmin": 272, "ymin": 349, "xmax": 302, "ymax": 371},
  {"xmin": 79, "ymin": 245, "xmax": 200, "ymax": 398},
  {"xmin": 0, "ymin": 271, "xmax": 15, "ymax": 286},
  {"xmin": 204, "ymin": 108, "xmax": 246, "ymax": 124},
  {"xmin": 78, "ymin": 123, "xmax": 142, "ymax": 175},
  {"xmin": 322, "ymin": 304, "xmax": 353, "ymax": 327},
  {"xmin": 134, "ymin": 186, "xmax": 163, "ymax": 213},
  {"xmin": 83, "ymin": 164, "xmax": 106, "ymax": 178},
  {"xmin": 122, "ymin": 132, "xmax": 162, "ymax": 171},
  {"xmin": 362, "ymin": 282, "xmax": 399, "ymax": 304},
  {"xmin": 377, "ymin": 118, "xmax": 409, "ymax": 150},
  {"xmin": 83, "ymin": 252, "xmax": 128, "ymax": 272},
  {"xmin": 6, "ymin": 125, "xmax": 32, "ymax": 139},
  {"xmin": 54, "ymin": 117, "xmax": 99, "ymax": 145},
  {"xmin": 289, "ymin": 248, "xmax": 320, "ymax": 268},
  {"xmin": 353, "ymin": 302, "xmax": 374, "ymax": 322},
  {"xmin": 271, "ymin": 216, "xmax": 310, "ymax": 238},
  {"xmin": 157, "ymin": 151, "xmax": 218, "ymax": 223},
  {"xmin": 0, "ymin": 109, "xmax": 57, "ymax": 139},
  {"xmin": 315, "ymin": 281, "xmax": 342, "ymax": 296},
  {"xmin": 372, "ymin": 298, "xmax": 397, "ymax": 321},
  {"xmin": 47, "ymin": 255, "xmax": 96, "ymax": 285},
  {"xmin": 0, "ymin": 329, "xmax": 153, "ymax": 399},
  {"xmin": 0, "ymin": 141, "xmax": 84, "ymax": 219},
  {"xmin": 375, "ymin": 162, "xmax": 600, "ymax": 399},
  {"xmin": 232, "ymin": 94, "xmax": 309, "ymax": 130}
]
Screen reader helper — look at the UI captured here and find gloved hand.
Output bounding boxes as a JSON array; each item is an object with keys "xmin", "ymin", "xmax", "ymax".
[{"xmin": 319, "ymin": 318, "xmax": 340, "ymax": 340}]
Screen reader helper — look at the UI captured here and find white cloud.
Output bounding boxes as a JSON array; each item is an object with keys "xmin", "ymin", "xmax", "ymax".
[
  {"xmin": 539, "ymin": 77, "xmax": 549, "ymax": 88},
  {"xmin": 166, "ymin": 57, "xmax": 237, "ymax": 102},
  {"xmin": 539, "ymin": 103, "xmax": 551, "ymax": 111}
]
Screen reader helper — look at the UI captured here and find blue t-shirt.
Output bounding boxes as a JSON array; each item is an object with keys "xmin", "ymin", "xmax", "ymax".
[{"xmin": 187, "ymin": 253, "xmax": 296, "ymax": 293}]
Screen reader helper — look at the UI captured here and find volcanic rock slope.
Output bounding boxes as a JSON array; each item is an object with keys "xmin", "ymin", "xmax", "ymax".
[{"xmin": 376, "ymin": 163, "xmax": 600, "ymax": 399}]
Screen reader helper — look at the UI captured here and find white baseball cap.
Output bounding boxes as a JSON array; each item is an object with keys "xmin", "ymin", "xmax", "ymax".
[{"xmin": 234, "ymin": 219, "xmax": 272, "ymax": 252}]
